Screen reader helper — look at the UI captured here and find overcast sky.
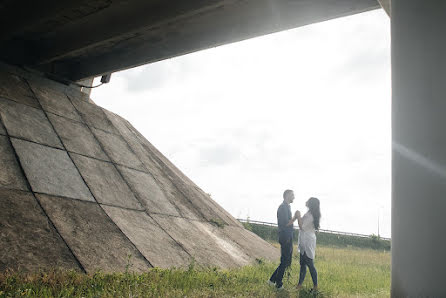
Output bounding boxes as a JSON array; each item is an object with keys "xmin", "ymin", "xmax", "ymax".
[{"xmin": 92, "ymin": 9, "xmax": 391, "ymax": 237}]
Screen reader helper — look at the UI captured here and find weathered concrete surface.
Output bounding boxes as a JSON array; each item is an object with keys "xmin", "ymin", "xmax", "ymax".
[
  {"xmin": 0, "ymin": 136, "xmax": 28, "ymax": 191},
  {"xmin": 0, "ymin": 63, "xmax": 279, "ymax": 272},
  {"xmin": 0, "ymin": 72, "xmax": 40, "ymax": 108},
  {"xmin": 192, "ymin": 220, "xmax": 251, "ymax": 265},
  {"xmin": 29, "ymin": 81, "xmax": 83, "ymax": 122},
  {"xmin": 106, "ymin": 111, "xmax": 221, "ymax": 221},
  {"xmin": 0, "ymin": 98, "xmax": 63, "ymax": 149},
  {"xmin": 0, "ymin": 117, "xmax": 5, "ymax": 135},
  {"xmin": 92, "ymin": 127, "xmax": 144, "ymax": 170},
  {"xmin": 221, "ymin": 226, "xmax": 280, "ymax": 261},
  {"xmin": 147, "ymin": 170, "xmax": 202, "ymax": 220},
  {"xmin": 11, "ymin": 138, "xmax": 94, "ymax": 201},
  {"xmin": 48, "ymin": 113, "xmax": 109, "ymax": 161},
  {"xmin": 0, "ymin": 189, "xmax": 81, "ymax": 272},
  {"xmin": 70, "ymin": 96, "xmax": 119, "ymax": 134},
  {"xmin": 104, "ymin": 110, "xmax": 159, "ymax": 169},
  {"xmin": 152, "ymin": 214, "xmax": 249, "ymax": 268},
  {"xmin": 130, "ymin": 123, "xmax": 242, "ymax": 227},
  {"xmin": 117, "ymin": 165, "xmax": 180, "ymax": 216},
  {"xmin": 102, "ymin": 205, "xmax": 191, "ymax": 268},
  {"xmin": 37, "ymin": 194, "xmax": 151, "ymax": 273},
  {"xmin": 105, "ymin": 111, "xmax": 199, "ymax": 219},
  {"xmin": 70, "ymin": 153, "xmax": 142, "ymax": 209}
]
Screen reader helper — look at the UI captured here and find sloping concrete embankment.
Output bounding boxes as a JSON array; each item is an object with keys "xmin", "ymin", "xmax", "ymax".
[{"xmin": 0, "ymin": 63, "xmax": 279, "ymax": 273}]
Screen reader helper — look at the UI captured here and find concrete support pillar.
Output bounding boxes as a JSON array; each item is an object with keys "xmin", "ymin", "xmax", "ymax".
[{"xmin": 391, "ymin": 0, "xmax": 446, "ymax": 296}]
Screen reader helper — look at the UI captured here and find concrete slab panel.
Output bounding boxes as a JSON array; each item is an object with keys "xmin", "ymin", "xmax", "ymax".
[
  {"xmin": 65, "ymin": 87, "xmax": 91, "ymax": 103},
  {"xmin": 119, "ymin": 120, "xmax": 241, "ymax": 227},
  {"xmin": 48, "ymin": 113, "xmax": 109, "ymax": 161},
  {"xmin": 127, "ymin": 122, "xmax": 197, "ymax": 188},
  {"xmin": 70, "ymin": 153, "xmax": 142, "ymax": 209},
  {"xmin": 117, "ymin": 166, "xmax": 180, "ymax": 216},
  {"xmin": 11, "ymin": 138, "xmax": 94, "ymax": 201},
  {"xmin": 69, "ymin": 96, "xmax": 119, "ymax": 134},
  {"xmin": 0, "ymin": 98, "xmax": 63, "ymax": 148},
  {"xmin": 221, "ymin": 226, "xmax": 279, "ymax": 262},
  {"xmin": 107, "ymin": 109, "xmax": 241, "ymax": 226},
  {"xmin": 151, "ymin": 215, "xmax": 249, "ymax": 268},
  {"xmin": 151, "ymin": 159, "xmax": 241, "ymax": 227},
  {"xmin": 0, "ymin": 189, "xmax": 81, "ymax": 272},
  {"xmin": 0, "ymin": 117, "xmax": 5, "ymax": 135},
  {"xmin": 29, "ymin": 80, "xmax": 82, "ymax": 122},
  {"xmin": 92, "ymin": 128, "xmax": 144, "ymax": 170},
  {"xmin": 37, "ymin": 194, "xmax": 151, "ymax": 273},
  {"xmin": 150, "ymin": 172, "xmax": 201, "ymax": 220},
  {"xmin": 102, "ymin": 205, "xmax": 191, "ymax": 268},
  {"xmin": 103, "ymin": 115, "xmax": 201, "ymax": 220},
  {"xmin": 0, "ymin": 136, "xmax": 28, "ymax": 190},
  {"xmin": 104, "ymin": 110, "xmax": 155, "ymax": 168},
  {"xmin": 172, "ymin": 179, "xmax": 240, "ymax": 227},
  {"xmin": 105, "ymin": 112, "xmax": 169, "ymax": 180},
  {"xmin": 191, "ymin": 220, "xmax": 251, "ymax": 266},
  {"xmin": 0, "ymin": 72, "xmax": 39, "ymax": 108}
]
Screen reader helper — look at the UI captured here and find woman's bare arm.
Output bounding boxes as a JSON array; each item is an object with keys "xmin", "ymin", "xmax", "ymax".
[{"xmin": 295, "ymin": 210, "xmax": 303, "ymax": 229}]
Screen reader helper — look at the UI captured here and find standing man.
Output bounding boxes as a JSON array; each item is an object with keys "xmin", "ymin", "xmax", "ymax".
[{"xmin": 269, "ymin": 189, "xmax": 298, "ymax": 289}]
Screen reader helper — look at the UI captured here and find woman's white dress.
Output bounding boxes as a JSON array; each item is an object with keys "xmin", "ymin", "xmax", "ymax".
[{"xmin": 297, "ymin": 211, "xmax": 317, "ymax": 259}]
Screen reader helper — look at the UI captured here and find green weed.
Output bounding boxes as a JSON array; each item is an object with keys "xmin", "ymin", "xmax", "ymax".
[{"xmin": 0, "ymin": 245, "xmax": 389, "ymax": 297}]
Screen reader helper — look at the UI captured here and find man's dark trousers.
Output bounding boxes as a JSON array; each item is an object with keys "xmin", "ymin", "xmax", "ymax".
[{"xmin": 269, "ymin": 233, "xmax": 293, "ymax": 288}]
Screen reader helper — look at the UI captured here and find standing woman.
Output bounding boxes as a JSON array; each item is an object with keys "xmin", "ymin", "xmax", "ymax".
[{"xmin": 295, "ymin": 197, "xmax": 321, "ymax": 291}]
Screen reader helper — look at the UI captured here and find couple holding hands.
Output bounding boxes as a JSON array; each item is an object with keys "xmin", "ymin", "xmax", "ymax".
[{"xmin": 269, "ymin": 189, "xmax": 321, "ymax": 291}]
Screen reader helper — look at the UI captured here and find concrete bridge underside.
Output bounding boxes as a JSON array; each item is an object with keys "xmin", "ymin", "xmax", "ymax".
[{"xmin": 0, "ymin": 0, "xmax": 380, "ymax": 82}]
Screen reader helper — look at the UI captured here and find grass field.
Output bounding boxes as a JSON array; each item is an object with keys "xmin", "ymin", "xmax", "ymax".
[{"xmin": 0, "ymin": 245, "xmax": 390, "ymax": 297}]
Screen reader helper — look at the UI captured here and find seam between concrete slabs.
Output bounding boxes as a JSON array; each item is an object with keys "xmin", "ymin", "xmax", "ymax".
[
  {"xmin": 44, "ymin": 107, "xmax": 124, "ymax": 137},
  {"xmin": 95, "ymin": 101, "xmax": 197, "ymax": 259},
  {"xmin": 0, "ymin": 186, "xmax": 219, "ymax": 224},
  {"xmin": 6, "ymin": 133, "xmax": 162, "ymax": 178},
  {"xmin": 124, "ymin": 119, "xmax": 238, "ymax": 227},
  {"xmin": 83, "ymin": 115, "xmax": 196, "ymax": 261},
  {"xmin": 0, "ymin": 89, "xmax": 37, "ymax": 109},
  {"xmin": 0, "ymin": 95, "xmax": 38, "ymax": 114},
  {"xmin": 129, "ymin": 128, "xmax": 239, "ymax": 227},
  {"xmin": 31, "ymin": 193, "xmax": 196, "ymax": 262},
  {"xmin": 26, "ymin": 79, "xmax": 154, "ymax": 270},
  {"xmin": 0, "ymin": 62, "xmax": 83, "ymax": 97},
  {"xmin": 0, "ymin": 113, "xmax": 6, "ymax": 136},
  {"xmin": 0, "ymin": 117, "xmax": 86, "ymax": 273},
  {"xmin": 63, "ymin": 90, "xmax": 162, "ymax": 268},
  {"xmin": 136, "ymin": 132, "xmax": 233, "ymax": 225},
  {"xmin": 7, "ymin": 132, "xmax": 207, "ymax": 220},
  {"xmin": 0, "ymin": 94, "xmax": 124, "ymax": 139},
  {"xmin": 101, "ymin": 112, "xmax": 186, "ymax": 218},
  {"xmin": 118, "ymin": 117, "xmax": 214, "ymax": 224},
  {"xmin": 2, "ymin": 81, "xmax": 234, "ymax": 224},
  {"xmin": 45, "ymin": 110, "xmax": 111, "ymax": 163},
  {"xmin": 31, "ymin": 191, "xmax": 213, "ymax": 223}
]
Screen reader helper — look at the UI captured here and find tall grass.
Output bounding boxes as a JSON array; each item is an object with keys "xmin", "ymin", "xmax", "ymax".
[{"xmin": 0, "ymin": 245, "xmax": 390, "ymax": 297}]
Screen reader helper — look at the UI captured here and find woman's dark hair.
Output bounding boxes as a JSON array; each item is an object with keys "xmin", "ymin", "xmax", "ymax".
[{"xmin": 308, "ymin": 197, "xmax": 321, "ymax": 230}]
